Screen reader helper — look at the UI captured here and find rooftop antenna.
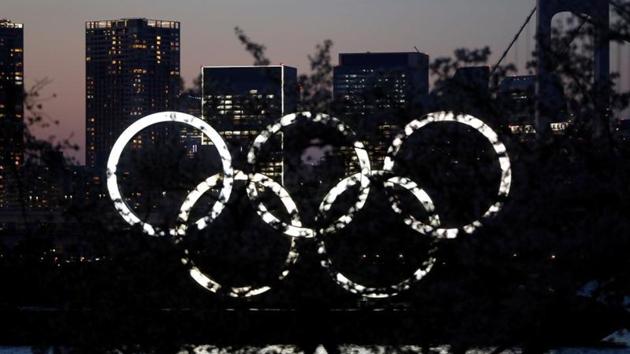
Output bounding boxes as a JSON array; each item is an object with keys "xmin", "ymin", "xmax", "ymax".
[{"xmin": 413, "ymin": 46, "xmax": 421, "ymax": 54}]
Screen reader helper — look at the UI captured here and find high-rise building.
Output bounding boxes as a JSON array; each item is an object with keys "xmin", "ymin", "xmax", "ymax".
[
  {"xmin": 177, "ymin": 87, "xmax": 203, "ymax": 160},
  {"xmin": 85, "ymin": 18, "xmax": 181, "ymax": 170},
  {"xmin": 0, "ymin": 20, "xmax": 24, "ymax": 208},
  {"xmin": 498, "ymin": 75, "xmax": 569, "ymax": 137},
  {"xmin": 430, "ymin": 66, "xmax": 492, "ymax": 119},
  {"xmin": 498, "ymin": 75, "xmax": 536, "ymax": 131},
  {"xmin": 201, "ymin": 65, "xmax": 298, "ymax": 181},
  {"xmin": 333, "ymin": 52, "xmax": 429, "ymax": 171}
]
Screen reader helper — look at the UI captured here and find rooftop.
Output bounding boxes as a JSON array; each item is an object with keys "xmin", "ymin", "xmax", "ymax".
[
  {"xmin": 86, "ymin": 18, "xmax": 179, "ymax": 30},
  {"xmin": 0, "ymin": 19, "xmax": 23, "ymax": 29}
]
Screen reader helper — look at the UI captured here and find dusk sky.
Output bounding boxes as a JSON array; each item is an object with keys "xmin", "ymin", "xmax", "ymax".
[{"xmin": 2, "ymin": 0, "xmax": 619, "ymax": 163}]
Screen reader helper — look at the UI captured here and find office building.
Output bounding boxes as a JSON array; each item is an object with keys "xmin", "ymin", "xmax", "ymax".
[
  {"xmin": 85, "ymin": 18, "xmax": 181, "ymax": 170},
  {"xmin": 333, "ymin": 52, "xmax": 429, "ymax": 171},
  {"xmin": 202, "ymin": 65, "xmax": 298, "ymax": 181},
  {"xmin": 498, "ymin": 75, "xmax": 569, "ymax": 137},
  {"xmin": 177, "ymin": 89, "xmax": 203, "ymax": 160},
  {"xmin": 0, "ymin": 20, "xmax": 24, "ymax": 208}
]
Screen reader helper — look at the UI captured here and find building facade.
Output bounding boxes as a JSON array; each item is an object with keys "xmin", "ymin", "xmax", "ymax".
[
  {"xmin": 333, "ymin": 52, "xmax": 429, "ymax": 171},
  {"xmin": 85, "ymin": 18, "xmax": 181, "ymax": 170},
  {"xmin": 177, "ymin": 88, "xmax": 203, "ymax": 160},
  {"xmin": 0, "ymin": 20, "xmax": 24, "ymax": 208},
  {"xmin": 498, "ymin": 75, "xmax": 569, "ymax": 138},
  {"xmin": 201, "ymin": 65, "xmax": 298, "ymax": 181}
]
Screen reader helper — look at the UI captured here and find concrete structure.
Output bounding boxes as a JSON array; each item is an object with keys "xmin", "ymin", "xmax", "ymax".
[{"xmin": 535, "ymin": 0, "xmax": 610, "ymax": 138}]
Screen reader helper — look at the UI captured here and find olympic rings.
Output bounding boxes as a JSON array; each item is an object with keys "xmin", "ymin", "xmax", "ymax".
[
  {"xmin": 245, "ymin": 112, "xmax": 372, "ymax": 238},
  {"xmin": 175, "ymin": 171, "xmax": 299, "ymax": 298},
  {"xmin": 106, "ymin": 111, "xmax": 234, "ymax": 237},
  {"xmin": 314, "ymin": 170, "xmax": 442, "ymax": 298},
  {"xmin": 383, "ymin": 111, "xmax": 512, "ymax": 239},
  {"xmin": 106, "ymin": 110, "xmax": 513, "ymax": 299}
]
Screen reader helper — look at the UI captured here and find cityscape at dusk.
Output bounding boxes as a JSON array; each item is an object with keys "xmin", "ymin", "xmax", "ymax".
[
  {"xmin": 2, "ymin": 0, "xmax": 630, "ymax": 353},
  {"xmin": 8, "ymin": 0, "xmax": 629, "ymax": 163}
]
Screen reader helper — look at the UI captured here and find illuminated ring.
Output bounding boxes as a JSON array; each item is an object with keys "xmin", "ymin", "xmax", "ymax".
[
  {"xmin": 175, "ymin": 171, "xmax": 299, "ymax": 298},
  {"xmin": 383, "ymin": 111, "xmax": 512, "ymax": 239},
  {"xmin": 246, "ymin": 112, "xmax": 372, "ymax": 238},
  {"xmin": 315, "ymin": 171, "xmax": 441, "ymax": 299},
  {"xmin": 106, "ymin": 111, "xmax": 234, "ymax": 237},
  {"xmin": 382, "ymin": 174, "xmax": 442, "ymax": 235}
]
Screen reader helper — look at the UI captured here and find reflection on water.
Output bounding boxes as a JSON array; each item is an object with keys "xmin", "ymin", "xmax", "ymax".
[{"xmin": 0, "ymin": 346, "xmax": 628, "ymax": 354}]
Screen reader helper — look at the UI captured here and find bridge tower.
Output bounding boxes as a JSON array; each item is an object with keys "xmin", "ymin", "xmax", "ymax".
[{"xmin": 536, "ymin": 0, "xmax": 610, "ymax": 138}]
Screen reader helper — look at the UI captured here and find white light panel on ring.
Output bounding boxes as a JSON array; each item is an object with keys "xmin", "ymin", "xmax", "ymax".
[
  {"xmin": 105, "ymin": 110, "xmax": 513, "ymax": 299},
  {"xmin": 383, "ymin": 111, "xmax": 512, "ymax": 240},
  {"xmin": 315, "ymin": 171, "xmax": 441, "ymax": 299},
  {"xmin": 245, "ymin": 112, "xmax": 372, "ymax": 239},
  {"xmin": 106, "ymin": 111, "xmax": 234, "ymax": 237},
  {"xmin": 176, "ymin": 171, "xmax": 299, "ymax": 298}
]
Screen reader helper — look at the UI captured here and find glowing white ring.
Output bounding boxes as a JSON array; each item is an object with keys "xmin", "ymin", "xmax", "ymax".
[
  {"xmin": 106, "ymin": 111, "xmax": 234, "ymax": 237},
  {"xmin": 245, "ymin": 176, "xmax": 314, "ymax": 238},
  {"xmin": 383, "ymin": 111, "xmax": 512, "ymax": 239},
  {"xmin": 105, "ymin": 110, "xmax": 512, "ymax": 298},
  {"xmin": 176, "ymin": 171, "xmax": 299, "ymax": 298},
  {"xmin": 246, "ymin": 112, "xmax": 372, "ymax": 238},
  {"xmin": 383, "ymin": 175, "xmax": 442, "ymax": 234},
  {"xmin": 315, "ymin": 171, "xmax": 440, "ymax": 299}
]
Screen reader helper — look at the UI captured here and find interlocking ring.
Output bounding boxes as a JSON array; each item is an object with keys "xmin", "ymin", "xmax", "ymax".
[
  {"xmin": 315, "ymin": 170, "xmax": 442, "ymax": 298},
  {"xmin": 175, "ymin": 171, "xmax": 299, "ymax": 298},
  {"xmin": 106, "ymin": 110, "xmax": 513, "ymax": 299},
  {"xmin": 383, "ymin": 111, "xmax": 512, "ymax": 239},
  {"xmin": 106, "ymin": 111, "xmax": 234, "ymax": 237},
  {"xmin": 245, "ymin": 112, "xmax": 372, "ymax": 238}
]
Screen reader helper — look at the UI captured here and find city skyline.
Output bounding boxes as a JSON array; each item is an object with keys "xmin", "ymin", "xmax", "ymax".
[
  {"xmin": 0, "ymin": 2, "xmax": 630, "ymax": 349},
  {"xmin": 3, "ymin": 0, "xmax": 630, "ymax": 165},
  {"xmin": 3, "ymin": 0, "xmax": 541, "ymax": 164}
]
